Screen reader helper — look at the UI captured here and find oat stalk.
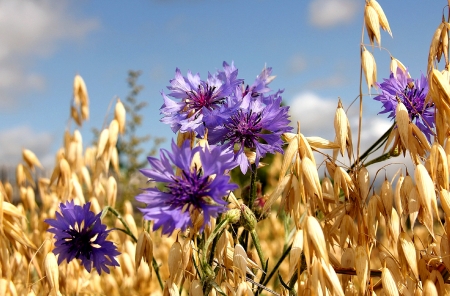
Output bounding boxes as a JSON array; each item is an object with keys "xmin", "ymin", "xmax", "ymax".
[{"xmin": 104, "ymin": 206, "xmax": 163, "ymax": 290}]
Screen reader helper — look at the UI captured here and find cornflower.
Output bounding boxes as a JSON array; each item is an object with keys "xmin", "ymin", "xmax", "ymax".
[
  {"xmin": 208, "ymin": 91, "xmax": 292, "ymax": 174},
  {"xmin": 374, "ymin": 67, "xmax": 435, "ymax": 140},
  {"xmin": 45, "ymin": 201, "xmax": 120, "ymax": 274},
  {"xmin": 160, "ymin": 62, "xmax": 242, "ymax": 137},
  {"xmin": 136, "ymin": 140, "xmax": 238, "ymax": 235}
]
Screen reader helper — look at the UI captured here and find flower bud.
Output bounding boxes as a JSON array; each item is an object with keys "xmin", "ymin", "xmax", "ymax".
[
  {"xmin": 240, "ymin": 205, "xmax": 257, "ymax": 231},
  {"xmin": 225, "ymin": 209, "xmax": 241, "ymax": 224}
]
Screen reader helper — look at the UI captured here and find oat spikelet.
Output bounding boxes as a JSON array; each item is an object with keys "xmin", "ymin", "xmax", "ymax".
[
  {"xmin": 395, "ymin": 101, "xmax": 409, "ymax": 148},
  {"xmin": 428, "ymin": 22, "xmax": 445, "ymax": 73},
  {"xmin": 423, "ymin": 279, "xmax": 438, "ymax": 295},
  {"xmin": 364, "ymin": 3, "xmax": 381, "ymax": 46},
  {"xmin": 306, "ymin": 216, "xmax": 329, "ymax": 264},
  {"xmin": 355, "ymin": 246, "xmax": 369, "ymax": 295},
  {"xmin": 390, "ymin": 57, "xmax": 409, "ymax": 79},
  {"xmin": 22, "ymin": 149, "xmax": 43, "ymax": 170},
  {"xmin": 334, "ymin": 99, "xmax": 348, "ymax": 156},
  {"xmin": 361, "ymin": 46, "xmax": 377, "ymax": 91},
  {"xmin": 369, "ymin": 0, "xmax": 392, "ymax": 37},
  {"xmin": 381, "ymin": 266, "xmax": 399, "ymax": 296},
  {"xmin": 96, "ymin": 128, "xmax": 110, "ymax": 159},
  {"xmin": 73, "ymin": 74, "xmax": 89, "ymax": 119},
  {"xmin": 45, "ymin": 252, "xmax": 62, "ymax": 296},
  {"xmin": 398, "ymin": 232, "xmax": 418, "ymax": 280},
  {"xmin": 115, "ymin": 98, "xmax": 126, "ymax": 134},
  {"xmin": 135, "ymin": 231, "xmax": 153, "ymax": 272}
]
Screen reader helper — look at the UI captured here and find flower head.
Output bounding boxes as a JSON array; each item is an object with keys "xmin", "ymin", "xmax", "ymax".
[
  {"xmin": 136, "ymin": 140, "xmax": 238, "ymax": 235},
  {"xmin": 208, "ymin": 91, "xmax": 292, "ymax": 174},
  {"xmin": 160, "ymin": 62, "xmax": 242, "ymax": 137},
  {"xmin": 45, "ymin": 201, "xmax": 120, "ymax": 274},
  {"xmin": 374, "ymin": 68, "xmax": 435, "ymax": 140}
]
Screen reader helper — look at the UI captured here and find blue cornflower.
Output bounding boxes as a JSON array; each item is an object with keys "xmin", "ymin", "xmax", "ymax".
[
  {"xmin": 136, "ymin": 140, "xmax": 238, "ymax": 235},
  {"xmin": 160, "ymin": 62, "xmax": 242, "ymax": 137},
  {"xmin": 208, "ymin": 91, "xmax": 292, "ymax": 174},
  {"xmin": 45, "ymin": 201, "xmax": 120, "ymax": 274},
  {"xmin": 374, "ymin": 67, "xmax": 435, "ymax": 140}
]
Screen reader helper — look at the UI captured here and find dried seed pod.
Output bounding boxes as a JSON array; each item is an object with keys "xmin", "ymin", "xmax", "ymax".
[
  {"xmin": 415, "ymin": 163, "xmax": 438, "ymax": 219},
  {"xmin": 361, "ymin": 46, "xmax": 377, "ymax": 90},
  {"xmin": 115, "ymin": 98, "xmax": 126, "ymax": 134}
]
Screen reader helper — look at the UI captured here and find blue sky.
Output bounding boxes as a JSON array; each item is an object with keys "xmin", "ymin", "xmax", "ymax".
[{"xmin": 0, "ymin": 0, "xmax": 444, "ymax": 168}]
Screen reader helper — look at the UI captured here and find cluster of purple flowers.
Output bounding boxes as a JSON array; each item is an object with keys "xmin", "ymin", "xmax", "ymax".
[
  {"xmin": 161, "ymin": 61, "xmax": 292, "ymax": 174},
  {"xmin": 138, "ymin": 62, "xmax": 292, "ymax": 235},
  {"xmin": 374, "ymin": 67, "xmax": 435, "ymax": 140}
]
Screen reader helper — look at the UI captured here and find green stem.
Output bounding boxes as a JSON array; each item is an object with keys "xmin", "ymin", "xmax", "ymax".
[
  {"xmin": 105, "ymin": 206, "xmax": 163, "ymax": 290},
  {"xmin": 248, "ymin": 164, "xmax": 258, "ymax": 208},
  {"xmin": 349, "ymin": 122, "xmax": 395, "ymax": 171},
  {"xmin": 201, "ymin": 218, "xmax": 230, "ymax": 270},
  {"xmin": 262, "ymin": 242, "xmax": 292, "ymax": 287},
  {"xmin": 250, "ymin": 230, "xmax": 266, "ymax": 272},
  {"xmin": 208, "ymin": 215, "xmax": 223, "ymax": 265}
]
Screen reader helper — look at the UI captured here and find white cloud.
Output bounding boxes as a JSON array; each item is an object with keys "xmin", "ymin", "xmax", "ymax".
[
  {"xmin": 287, "ymin": 54, "xmax": 308, "ymax": 74},
  {"xmin": 0, "ymin": 126, "xmax": 55, "ymax": 169},
  {"xmin": 289, "ymin": 91, "xmax": 337, "ymax": 138},
  {"xmin": 0, "ymin": 0, "xmax": 99, "ymax": 109},
  {"xmin": 306, "ymin": 73, "xmax": 347, "ymax": 89},
  {"xmin": 309, "ymin": 0, "xmax": 360, "ymax": 28}
]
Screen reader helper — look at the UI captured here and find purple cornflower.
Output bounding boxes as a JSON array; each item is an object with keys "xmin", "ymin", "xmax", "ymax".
[
  {"xmin": 160, "ymin": 62, "xmax": 242, "ymax": 137},
  {"xmin": 136, "ymin": 140, "xmax": 238, "ymax": 235},
  {"xmin": 208, "ymin": 91, "xmax": 292, "ymax": 174},
  {"xmin": 374, "ymin": 68, "xmax": 435, "ymax": 140},
  {"xmin": 45, "ymin": 201, "xmax": 120, "ymax": 274}
]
